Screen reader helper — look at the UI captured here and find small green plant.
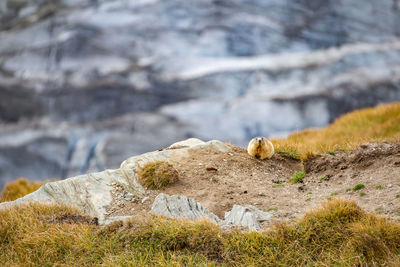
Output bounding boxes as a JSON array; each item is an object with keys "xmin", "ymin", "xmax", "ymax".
[
  {"xmin": 305, "ymin": 198, "xmax": 311, "ymax": 202},
  {"xmin": 289, "ymin": 171, "xmax": 306, "ymax": 183},
  {"xmin": 375, "ymin": 185, "xmax": 384, "ymax": 190},
  {"xmin": 272, "ymin": 184, "xmax": 284, "ymax": 188},
  {"xmin": 327, "ymin": 151, "xmax": 336, "ymax": 156},
  {"xmin": 327, "ymin": 197, "xmax": 332, "ymax": 201},
  {"xmin": 375, "ymin": 207, "xmax": 384, "ymax": 214},
  {"xmin": 319, "ymin": 176, "xmax": 327, "ymax": 182},
  {"xmin": 136, "ymin": 161, "xmax": 179, "ymax": 189},
  {"xmin": 360, "ymin": 192, "xmax": 366, "ymax": 197},
  {"xmin": 396, "ymin": 194, "xmax": 400, "ymax": 198},
  {"xmin": 276, "ymin": 148, "xmax": 300, "ymax": 159},
  {"xmin": 307, "ymin": 192, "xmax": 312, "ymax": 195},
  {"xmin": 346, "ymin": 188, "xmax": 352, "ymax": 193},
  {"xmin": 331, "ymin": 192, "xmax": 338, "ymax": 196},
  {"xmin": 267, "ymin": 208, "xmax": 278, "ymax": 212},
  {"xmin": 352, "ymin": 184, "xmax": 365, "ymax": 191}
]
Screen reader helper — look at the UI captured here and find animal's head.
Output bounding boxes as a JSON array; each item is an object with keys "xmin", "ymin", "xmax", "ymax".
[{"xmin": 255, "ymin": 137, "xmax": 266, "ymax": 145}]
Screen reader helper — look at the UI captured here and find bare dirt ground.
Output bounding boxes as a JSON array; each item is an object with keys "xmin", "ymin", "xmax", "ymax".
[{"xmin": 106, "ymin": 142, "xmax": 400, "ymax": 228}]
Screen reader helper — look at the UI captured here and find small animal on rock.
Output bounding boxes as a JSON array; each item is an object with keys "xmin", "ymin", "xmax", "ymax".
[{"xmin": 247, "ymin": 137, "xmax": 275, "ymax": 159}]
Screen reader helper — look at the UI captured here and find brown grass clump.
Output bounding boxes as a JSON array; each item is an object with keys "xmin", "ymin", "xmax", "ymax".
[
  {"xmin": 0, "ymin": 178, "xmax": 46, "ymax": 203},
  {"xmin": 136, "ymin": 161, "xmax": 179, "ymax": 190},
  {"xmin": 273, "ymin": 102, "xmax": 400, "ymax": 160},
  {"xmin": 1, "ymin": 200, "xmax": 400, "ymax": 266}
]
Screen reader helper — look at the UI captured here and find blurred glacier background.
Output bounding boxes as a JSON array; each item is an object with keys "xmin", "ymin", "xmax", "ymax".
[{"xmin": 1, "ymin": 0, "xmax": 400, "ymax": 187}]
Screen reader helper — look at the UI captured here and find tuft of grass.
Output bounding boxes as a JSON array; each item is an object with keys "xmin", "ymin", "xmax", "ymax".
[
  {"xmin": 375, "ymin": 185, "xmax": 384, "ymax": 190},
  {"xmin": 320, "ymin": 176, "xmax": 327, "ymax": 182},
  {"xmin": 396, "ymin": 194, "xmax": 400, "ymax": 199},
  {"xmin": 305, "ymin": 198, "xmax": 311, "ymax": 202},
  {"xmin": 346, "ymin": 188, "xmax": 352, "ymax": 193},
  {"xmin": 2, "ymin": 200, "xmax": 400, "ymax": 266},
  {"xmin": 272, "ymin": 184, "xmax": 284, "ymax": 188},
  {"xmin": 353, "ymin": 184, "xmax": 366, "ymax": 191},
  {"xmin": 289, "ymin": 171, "xmax": 306, "ymax": 183},
  {"xmin": 136, "ymin": 161, "xmax": 179, "ymax": 190},
  {"xmin": 327, "ymin": 151, "xmax": 336, "ymax": 156},
  {"xmin": 273, "ymin": 102, "xmax": 400, "ymax": 160},
  {"xmin": 360, "ymin": 192, "xmax": 366, "ymax": 197},
  {"xmin": 276, "ymin": 148, "xmax": 300, "ymax": 160},
  {"xmin": 331, "ymin": 192, "xmax": 339, "ymax": 196},
  {"xmin": 0, "ymin": 178, "xmax": 47, "ymax": 203},
  {"xmin": 267, "ymin": 208, "xmax": 278, "ymax": 212}
]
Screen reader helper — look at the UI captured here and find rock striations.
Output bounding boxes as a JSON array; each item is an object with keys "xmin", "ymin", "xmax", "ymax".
[{"xmin": 1, "ymin": 0, "xmax": 400, "ymax": 187}]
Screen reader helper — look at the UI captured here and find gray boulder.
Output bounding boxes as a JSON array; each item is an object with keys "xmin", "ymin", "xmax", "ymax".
[
  {"xmin": 223, "ymin": 205, "xmax": 273, "ymax": 231},
  {"xmin": 150, "ymin": 193, "xmax": 221, "ymax": 224},
  {"xmin": 150, "ymin": 193, "xmax": 274, "ymax": 231}
]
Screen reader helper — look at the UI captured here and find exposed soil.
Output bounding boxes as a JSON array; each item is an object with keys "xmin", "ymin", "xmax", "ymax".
[
  {"xmin": 106, "ymin": 142, "xmax": 400, "ymax": 228},
  {"xmin": 45, "ymin": 213, "xmax": 99, "ymax": 225}
]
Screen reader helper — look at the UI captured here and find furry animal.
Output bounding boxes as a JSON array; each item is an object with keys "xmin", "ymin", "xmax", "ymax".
[{"xmin": 247, "ymin": 137, "xmax": 274, "ymax": 159}]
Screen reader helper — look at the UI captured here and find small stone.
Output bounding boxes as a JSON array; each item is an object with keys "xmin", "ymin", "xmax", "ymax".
[
  {"xmin": 258, "ymin": 192, "xmax": 266, "ymax": 196},
  {"xmin": 126, "ymin": 193, "xmax": 135, "ymax": 199},
  {"xmin": 388, "ymin": 184, "xmax": 393, "ymax": 188},
  {"xmin": 142, "ymin": 196, "xmax": 150, "ymax": 203}
]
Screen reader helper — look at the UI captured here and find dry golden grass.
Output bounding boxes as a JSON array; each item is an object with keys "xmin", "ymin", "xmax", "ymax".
[
  {"xmin": 0, "ymin": 178, "xmax": 46, "ymax": 203},
  {"xmin": 1, "ymin": 200, "xmax": 399, "ymax": 266},
  {"xmin": 137, "ymin": 161, "xmax": 180, "ymax": 189},
  {"xmin": 273, "ymin": 102, "xmax": 400, "ymax": 160}
]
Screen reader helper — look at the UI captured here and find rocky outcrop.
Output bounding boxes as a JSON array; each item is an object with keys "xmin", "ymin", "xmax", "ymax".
[
  {"xmin": 0, "ymin": 139, "xmax": 230, "ymax": 224},
  {"xmin": 1, "ymin": 0, "xmax": 400, "ymax": 186},
  {"xmin": 0, "ymin": 138, "xmax": 275, "ymax": 230}
]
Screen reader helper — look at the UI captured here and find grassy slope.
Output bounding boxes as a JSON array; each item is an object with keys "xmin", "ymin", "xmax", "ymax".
[
  {"xmin": 273, "ymin": 102, "xmax": 400, "ymax": 160},
  {"xmin": 1, "ymin": 200, "xmax": 400, "ymax": 266},
  {"xmin": 1, "ymin": 102, "xmax": 400, "ymax": 265}
]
